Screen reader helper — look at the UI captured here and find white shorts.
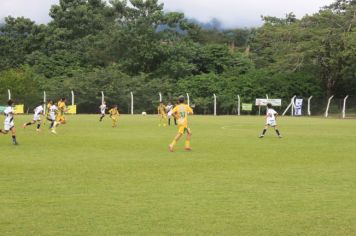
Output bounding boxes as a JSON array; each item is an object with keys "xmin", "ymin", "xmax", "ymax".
[
  {"xmin": 4, "ymin": 121, "xmax": 14, "ymax": 131},
  {"xmin": 101, "ymin": 112, "xmax": 105, "ymax": 115},
  {"xmin": 266, "ymin": 120, "xmax": 277, "ymax": 127},
  {"xmin": 50, "ymin": 114, "xmax": 56, "ymax": 121},
  {"xmin": 33, "ymin": 114, "xmax": 41, "ymax": 121},
  {"xmin": 167, "ymin": 111, "xmax": 173, "ymax": 118}
]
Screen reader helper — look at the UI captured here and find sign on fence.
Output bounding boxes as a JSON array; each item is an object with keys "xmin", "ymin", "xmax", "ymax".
[
  {"xmin": 66, "ymin": 105, "xmax": 77, "ymax": 114},
  {"xmin": 14, "ymin": 105, "xmax": 24, "ymax": 114},
  {"xmin": 242, "ymin": 103, "xmax": 253, "ymax": 111},
  {"xmin": 0, "ymin": 105, "xmax": 24, "ymax": 113},
  {"xmin": 295, "ymin": 99, "xmax": 303, "ymax": 116},
  {"xmin": 255, "ymin": 99, "xmax": 282, "ymax": 106}
]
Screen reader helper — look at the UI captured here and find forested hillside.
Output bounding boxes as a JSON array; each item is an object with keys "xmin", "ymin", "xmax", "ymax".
[{"xmin": 0, "ymin": 0, "xmax": 355, "ymax": 113}]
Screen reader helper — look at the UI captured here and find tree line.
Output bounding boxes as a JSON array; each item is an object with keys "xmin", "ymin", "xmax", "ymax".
[{"xmin": 0, "ymin": 0, "xmax": 355, "ymax": 114}]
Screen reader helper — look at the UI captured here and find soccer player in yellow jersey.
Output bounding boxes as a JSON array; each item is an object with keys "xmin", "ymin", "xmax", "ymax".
[
  {"xmin": 169, "ymin": 96, "xmax": 193, "ymax": 152},
  {"xmin": 56, "ymin": 98, "xmax": 67, "ymax": 124},
  {"xmin": 157, "ymin": 102, "xmax": 167, "ymax": 127},
  {"xmin": 51, "ymin": 98, "xmax": 67, "ymax": 134},
  {"xmin": 44, "ymin": 100, "xmax": 52, "ymax": 125},
  {"xmin": 109, "ymin": 105, "xmax": 120, "ymax": 127}
]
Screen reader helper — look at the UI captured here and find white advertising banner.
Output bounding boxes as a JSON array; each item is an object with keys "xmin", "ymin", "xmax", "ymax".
[
  {"xmin": 295, "ymin": 99, "xmax": 303, "ymax": 116},
  {"xmin": 255, "ymin": 99, "xmax": 282, "ymax": 106}
]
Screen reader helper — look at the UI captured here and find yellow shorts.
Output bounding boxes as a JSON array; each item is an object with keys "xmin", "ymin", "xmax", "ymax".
[
  {"xmin": 56, "ymin": 115, "xmax": 66, "ymax": 123},
  {"xmin": 178, "ymin": 125, "xmax": 191, "ymax": 134},
  {"xmin": 160, "ymin": 113, "xmax": 167, "ymax": 118}
]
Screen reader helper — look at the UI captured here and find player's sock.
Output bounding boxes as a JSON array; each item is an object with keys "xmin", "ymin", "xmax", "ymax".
[
  {"xmin": 170, "ymin": 140, "xmax": 177, "ymax": 147},
  {"xmin": 12, "ymin": 135, "xmax": 17, "ymax": 144},
  {"xmin": 168, "ymin": 118, "xmax": 171, "ymax": 126},
  {"xmin": 275, "ymin": 129, "xmax": 281, "ymax": 136},
  {"xmin": 25, "ymin": 122, "xmax": 32, "ymax": 126},
  {"xmin": 260, "ymin": 129, "xmax": 267, "ymax": 137},
  {"xmin": 185, "ymin": 140, "xmax": 190, "ymax": 148},
  {"xmin": 37, "ymin": 124, "xmax": 41, "ymax": 129},
  {"xmin": 50, "ymin": 121, "xmax": 54, "ymax": 128}
]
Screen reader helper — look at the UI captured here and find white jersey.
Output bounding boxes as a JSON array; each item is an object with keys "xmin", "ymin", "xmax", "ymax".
[
  {"xmin": 166, "ymin": 105, "xmax": 173, "ymax": 116},
  {"xmin": 33, "ymin": 105, "xmax": 44, "ymax": 121},
  {"xmin": 100, "ymin": 104, "xmax": 106, "ymax": 114},
  {"xmin": 49, "ymin": 105, "xmax": 58, "ymax": 120},
  {"xmin": 4, "ymin": 106, "xmax": 15, "ymax": 131},
  {"xmin": 34, "ymin": 105, "xmax": 44, "ymax": 116},
  {"xmin": 266, "ymin": 108, "xmax": 277, "ymax": 126}
]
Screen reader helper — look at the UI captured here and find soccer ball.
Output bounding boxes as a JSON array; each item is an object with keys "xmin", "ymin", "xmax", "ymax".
[{"xmin": 142, "ymin": 112, "xmax": 147, "ymax": 116}]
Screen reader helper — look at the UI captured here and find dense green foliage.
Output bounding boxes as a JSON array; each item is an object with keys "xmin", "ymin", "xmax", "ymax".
[
  {"xmin": 1, "ymin": 115, "xmax": 356, "ymax": 234},
  {"xmin": 0, "ymin": 0, "xmax": 355, "ymax": 113}
]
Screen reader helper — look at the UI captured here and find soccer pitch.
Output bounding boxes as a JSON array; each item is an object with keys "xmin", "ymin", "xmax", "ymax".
[{"xmin": 1, "ymin": 115, "xmax": 356, "ymax": 235}]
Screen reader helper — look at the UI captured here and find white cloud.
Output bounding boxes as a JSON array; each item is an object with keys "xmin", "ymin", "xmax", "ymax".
[
  {"xmin": 0, "ymin": 0, "xmax": 336, "ymax": 27},
  {"xmin": 0, "ymin": 0, "xmax": 58, "ymax": 23},
  {"xmin": 159, "ymin": 0, "xmax": 336, "ymax": 27}
]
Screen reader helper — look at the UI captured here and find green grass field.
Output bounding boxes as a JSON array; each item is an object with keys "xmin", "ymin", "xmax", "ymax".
[{"xmin": 1, "ymin": 115, "xmax": 356, "ymax": 235}]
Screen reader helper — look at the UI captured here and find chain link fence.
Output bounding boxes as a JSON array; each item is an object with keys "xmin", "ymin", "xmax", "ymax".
[{"xmin": 1, "ymin": 90, "xmax": 355, "ymax": 119}]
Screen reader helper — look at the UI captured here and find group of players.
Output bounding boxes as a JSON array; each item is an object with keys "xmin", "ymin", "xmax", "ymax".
[
  {"xmin": 23, "ymin": 98, "xmax": 67, "ymax": 134},
  {"xmin": 0, "ymin": 98, "xmax": 67, "ymax": 145},
  {"xmin": 98, "ymin": 101, "xmax": 120, "ymax": 127},
  {"xmin": 156, "ymin": 97, "xmax": 194, "ymax": 151},
  {"xmin": 156, "ymin": 96, "xmax": 194, "ymax": 151},
  {"xmin": 97, "ymin": 96, "xmax": 194, "ymax": 152},
  {"xmin": 157, "ymin": 101, "xmax": 177, "ymax": 127},
  {"xmin": 1, "ymin": 95, "xmax": 281, "ymax": 151}
]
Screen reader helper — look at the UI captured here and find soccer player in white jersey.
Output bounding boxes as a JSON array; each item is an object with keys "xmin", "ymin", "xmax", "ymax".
[
  {"xmin": 0, "ymin": 100, "xmax": 18, "ymax": 145},
  {"xmin": 259, "ymin": 103, "xmax": 282, "ymax": 138},
  {"xmin": 99, "ymin": 101, "xmax": 107, "ymax": 122},
  {"xmin": 166, "ymin": 102, "xmax": 176, "ymax": 126},
  {"xmin": 23, "ymin": 102, "xmax": 44, "ymax": 131},
  {"xmin": 47, "ymin": 100, "xmax": 58, "ymax": 131}
]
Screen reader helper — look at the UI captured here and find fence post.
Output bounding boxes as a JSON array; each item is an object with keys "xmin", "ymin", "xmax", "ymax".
[
  {"xmin": 237, "ymin": 95, "xmax": 241, "ymax": 116},
  {"xmin": 130, "ymin": 92, "xmax": 134, "ymax": 115},
  {"xmin": 101, "ymin": 91, "xmax": 105, "ymax": 104},
  {"xmin": 282, "ymin": 95, "xmax": 296, "ymax": 116},
  {"xmin": 213, "ymin": 94, "xmax": 217, "ymax": 116},
  {"xmin": 324, "ymin": 95, "xmax": 334, "ymax": 118},
  {"xmin": 7, "ymin": 89, "xmax": 11, "ymax": 100},
  {"xmin": 71, "ymin": 90, "xmax": 75, "ymax": 106},
  {"xmin": 43, "ymin": 91, "xmax": 46, "ymax": 113},
  {"xmin": 307, "ymin": 96, "xmax": 313, "ymax": 116},
  {"xmin": 291, "ymin": 96, "xmax": 296, "ymax": 116},
  {"xmin": 342, "ymin": 95, "xmax": 349, "ymax": 119},
  {"xmin": 186, "ymin": 93, "xmax": 190, "ymax": 106}
]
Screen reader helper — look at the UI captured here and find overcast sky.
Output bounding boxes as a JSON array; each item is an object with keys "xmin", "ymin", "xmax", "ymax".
[{"xmin": 0, "ymin": 0, "xmax": 335, "ymax": 27}]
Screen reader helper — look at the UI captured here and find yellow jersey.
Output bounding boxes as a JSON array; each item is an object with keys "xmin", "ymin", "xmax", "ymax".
[
  {"xmin": 172, "ymin": 104, "xmax": 193, "ymax": 127},
  {"xmin": 46, "ymin": 103, "xmax": 51, "ymax": 115},
  {"xmin": 57, "ymin": 101, "xmax": 66, "ymax": 115},
  {"xmin": 158, "ymin": 104, "xmax": 166, "ymax": 115},
  {"xmin": 109, "ymin": 108, "xmax": 119, "ymax": 117}
]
